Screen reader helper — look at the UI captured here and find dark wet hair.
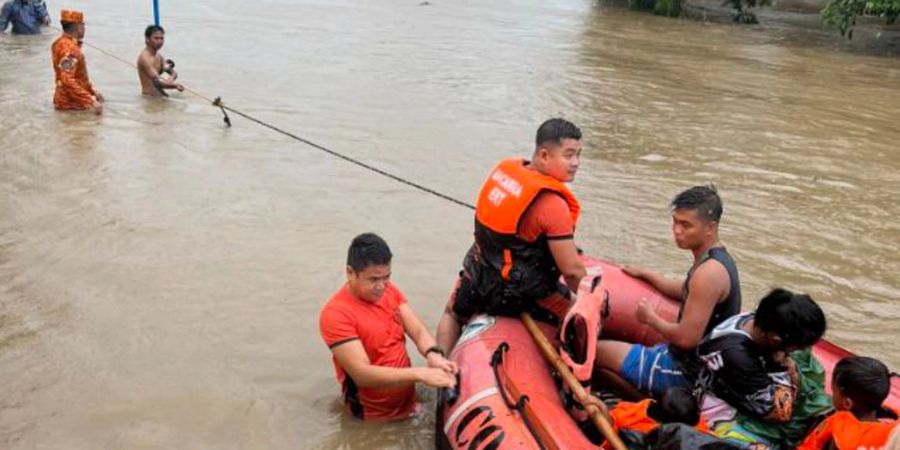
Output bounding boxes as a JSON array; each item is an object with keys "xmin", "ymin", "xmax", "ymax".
[
  {"xmin": 671, "ymin": 185, "xmax": 723, "ymax": 223},
  {"xmin": 649, "ymin": 386, "xmax": 701, "ymax": 426},
  {"xmin": 144, "ymin": 25, "xmax": 165, "ymax": 39},
  {"xmin": 347, "ymin": 233, "xmax": 392, "ymax": 272},
  {"xmin": 833, "ymin": 356, "xmax": 890, "ymax": 413},
  {"xmin": 535, "ymin": 118, "xmax": 582, "ymax": 149},
  {"xmin": 754, "ymin": 288, "xmax": 826, "ymax": 349}
]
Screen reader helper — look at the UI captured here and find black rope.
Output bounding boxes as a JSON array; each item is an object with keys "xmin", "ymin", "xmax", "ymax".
[
  {"xmin": 55, "ymin": 27, "xmax": 475, "ymax": 212},
  {"xmin": 211, "ymin": 97, "xmax": 231, "ymax": 127},
  {"xmin": 214, "ymin": 100, "xmax": 476, "ymax": 211}
]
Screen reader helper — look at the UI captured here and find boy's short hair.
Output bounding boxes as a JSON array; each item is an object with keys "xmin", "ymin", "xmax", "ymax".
[
  {"xmin": 755, "ymin": 288, "xmax": 826, "ymax": 349},
  {"xmin": 651, "ymin": 386, "xmax": 700, "ymax": 425},
  {"xmin": 833, "ymin": 356, "xmax": 890, "ymax": 413},
  {"xmin": 346, "ymin": 233, "xmax": 392, "ymax": 272},
  {"xmin": 671, "ymin": 185, "xmax": 723, "ymax": 223}
]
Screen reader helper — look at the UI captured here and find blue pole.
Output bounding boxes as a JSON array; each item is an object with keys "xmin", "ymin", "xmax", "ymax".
[{"xmin": 153, "ymin": 0, "xmax": 160, "ymax": 26}]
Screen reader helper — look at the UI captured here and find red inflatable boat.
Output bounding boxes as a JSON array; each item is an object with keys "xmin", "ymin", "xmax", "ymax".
[{"xmin": 436, "ymin": 255, "xmax": 900, "ymax": 449}]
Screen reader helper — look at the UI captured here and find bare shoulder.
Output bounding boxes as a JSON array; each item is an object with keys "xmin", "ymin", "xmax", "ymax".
[
  {"xmin": 690, "ymin": 258, "xmax": 730, "ymax": 291},
  {"xmin": 137, "ymin": 49, "xmax": 152, "ymax": 66}
]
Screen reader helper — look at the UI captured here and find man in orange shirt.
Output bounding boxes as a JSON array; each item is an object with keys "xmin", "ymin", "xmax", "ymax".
[
  {"xmin": 319, "ymin": 233, "xmax": 457, "ymax": 421},
  {"xmin": 436, "ymin": 118, "xmax": 586, "ymax": 353},
  {"xmin": 51, "ymin": 10, "xmax": 103, "ymax": 113}
]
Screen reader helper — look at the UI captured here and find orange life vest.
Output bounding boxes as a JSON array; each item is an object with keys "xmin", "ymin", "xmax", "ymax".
[
  {"xmin": 465, "ymin": 158, "xmax": 580, "ymax": 316},
  {"xmin": 474, "ymin": 158, "xmax": 580, "ymax": 236},
  {"xmin": 797, "ymin": 410, "xmax": 899, "ymax": 450},
  {"xmin": 601, "ymin": 400, "xmax": 710, "ymax": 449}
]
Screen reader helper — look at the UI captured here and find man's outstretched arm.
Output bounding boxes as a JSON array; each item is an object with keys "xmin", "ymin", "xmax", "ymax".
[
  {"xmin": 398, "ymin": 303, "xmax": 457, "ymax": 375},
  {"xmin": 622, "ymin": 265, "xmax": 685, "ymax": 300},
  {"xmin": 330, "ymin": 339, "xmax": 455, "ymax": 389},
  {"xmin": 636, "ymin": 262, "xmax": 726, "ymax": 350}
]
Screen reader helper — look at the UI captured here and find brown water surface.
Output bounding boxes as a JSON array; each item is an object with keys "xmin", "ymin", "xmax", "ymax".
[{"xmin": 1, "ymin": 0, "xmax": 898, "ymax": 448}]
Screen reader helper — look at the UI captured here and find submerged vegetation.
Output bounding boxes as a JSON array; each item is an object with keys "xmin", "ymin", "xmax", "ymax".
[
  {"xmin": 625, "ymin": 0, "xmax": 769, "ymax": 23},
  {"xmin": 628, "ymin": 0, "xmax": 683, "ymax": 17},
  {"xmin": 617, "ymin": 0, "xmax": 898, "ymax": 38},
  {"xmin": 722, "ymin": 0, "xmax": 771, "ymax": 23}
]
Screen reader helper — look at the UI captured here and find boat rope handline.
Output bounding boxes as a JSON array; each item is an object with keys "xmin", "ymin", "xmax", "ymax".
[
  {"xmin": 491, "ymin": 343, "xmax": 516, "ymax": 408},
  {"xmin": 57, "ymin": 28, "xmax": 477, "ymax": 212},
  {"xmin": 491, "ymin": 343, "xmax": 550, "ymax": 450}
]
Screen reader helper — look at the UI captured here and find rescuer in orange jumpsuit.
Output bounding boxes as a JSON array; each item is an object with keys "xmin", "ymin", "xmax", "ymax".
[{"xmin": 51, "ymin": 10, "xmax": 103, "ymax": 113}]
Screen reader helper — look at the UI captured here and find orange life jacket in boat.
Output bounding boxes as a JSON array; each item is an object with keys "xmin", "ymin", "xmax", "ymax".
[
  {"xmin": 466, "ymin": 157, "xmax": 580, "ymax": 316},
  {"xmin": 797, "ymin": 409, "xmax": 899, "ymax": 450},
  {"xmin": 601, "ymin": 400, "xmax": 710, "ymax": 449}
]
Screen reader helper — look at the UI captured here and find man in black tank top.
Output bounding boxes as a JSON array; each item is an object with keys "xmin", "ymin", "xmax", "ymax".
[
  {"xmin": 681, "ymin": 247, "xmax": 741, "ymax": 337},
  {"xmin": 593, "ymin": 185, "xmax": 741, "ymax": 397}
]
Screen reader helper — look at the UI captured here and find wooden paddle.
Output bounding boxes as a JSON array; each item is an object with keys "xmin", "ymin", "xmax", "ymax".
[{"xmin": 521, "ymin": 312, "xmax": 627, "ymax": 450}]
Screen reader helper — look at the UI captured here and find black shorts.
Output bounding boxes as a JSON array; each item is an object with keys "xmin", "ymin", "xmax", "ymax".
[{"xmin": 446, "ymin": 270, "xmax": 571, "ymax": 324}]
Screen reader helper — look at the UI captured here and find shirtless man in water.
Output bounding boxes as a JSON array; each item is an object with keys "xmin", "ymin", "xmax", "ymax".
[{"xmin": 137, "ymin": 25, "xmax": 183, "ymax": 97}]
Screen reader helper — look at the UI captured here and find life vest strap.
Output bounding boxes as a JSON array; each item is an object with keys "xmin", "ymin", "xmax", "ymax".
[{"xmin": 501, "ymin": 249, "xmax": 513, "ymax": 281}]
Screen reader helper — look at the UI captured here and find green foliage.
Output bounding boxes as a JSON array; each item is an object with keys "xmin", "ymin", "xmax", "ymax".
[
  {"xmin": 654, "ymin": 0, "xmax": 683, "ymax": 17},
  {"xmin": 628, "ymin": 0, "xmax": 682, "ymax": 17},
  {"xmin": 822, "ymin": 0, "xmax": 900, "ymax": 38}
]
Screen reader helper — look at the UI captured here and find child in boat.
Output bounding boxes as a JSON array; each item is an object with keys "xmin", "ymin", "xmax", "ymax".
[
  {"xmin": 583, "ymin": 386, "xmax": 709, "ymax": 448},
  {"xmin": 797, "ymin": 356, "xmax": 898, "ymax": 450}
]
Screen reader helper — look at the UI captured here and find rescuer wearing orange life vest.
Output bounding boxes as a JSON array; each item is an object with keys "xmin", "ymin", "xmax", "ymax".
[
  {"xmin": 797, "ymin": 356, "xmax": 899, "ymax": 450},
  {"xmin": 435, "ymin": 118, "xmax": 586, "ymax": 353},
  {"xmin": 51, "ymin": 10, "xmax": 103, "ymax": 114}
]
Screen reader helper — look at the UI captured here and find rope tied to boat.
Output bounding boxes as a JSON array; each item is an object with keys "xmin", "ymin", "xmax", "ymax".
[{"xmin": 490, "ymin": 342, "xmax": 552, "ymax": 450}]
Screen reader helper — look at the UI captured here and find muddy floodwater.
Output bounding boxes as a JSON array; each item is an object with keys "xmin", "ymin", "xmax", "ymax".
[{"xmin": 1, "ymin": 0, "xmax": 898, "ymax": 448}]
